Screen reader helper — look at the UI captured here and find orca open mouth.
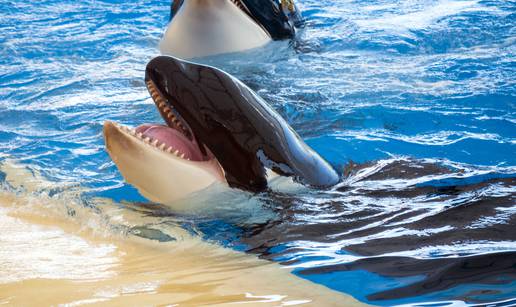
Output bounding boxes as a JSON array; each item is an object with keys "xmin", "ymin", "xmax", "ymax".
[{"xmin": 126, "ymin": 79, "xmax": 214, "ymax": 162}]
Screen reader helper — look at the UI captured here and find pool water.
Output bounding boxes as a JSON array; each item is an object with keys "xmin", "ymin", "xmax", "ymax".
[{"xmin": 1, "ymin": 0, "xmax": 515, "ymax": 306}]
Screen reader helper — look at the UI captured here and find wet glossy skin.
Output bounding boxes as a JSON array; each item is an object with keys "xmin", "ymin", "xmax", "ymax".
[
  {"xmin": 145, "ymin": 56, "xmax": 339, "ymax": 192},
  {"xmin": 169, "ymin": 0, "xmax": 183, "ymax": 20},
  {"xmin": 241, "ymin": 0, "xmax": 303, "ymax": 39},
  {"xmin": 169, "ymin": 0, "xmax": 303, "ymax": 39}
]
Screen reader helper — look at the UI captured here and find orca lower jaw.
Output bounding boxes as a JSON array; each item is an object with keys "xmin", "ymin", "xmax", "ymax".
[{"xmin": 103, "ymin": 120, "xmax": 226, "ymax": 204}]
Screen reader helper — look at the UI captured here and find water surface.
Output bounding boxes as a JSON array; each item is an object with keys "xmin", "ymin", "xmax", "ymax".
[{"xmin": 1, "ymin": 0, "xmax": 515, "ymax": 306}]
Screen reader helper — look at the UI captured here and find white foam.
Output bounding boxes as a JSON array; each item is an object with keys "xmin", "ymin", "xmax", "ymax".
[{"xmin": 356, "ymin": 0, "xmax": 483, "ymax": 32}]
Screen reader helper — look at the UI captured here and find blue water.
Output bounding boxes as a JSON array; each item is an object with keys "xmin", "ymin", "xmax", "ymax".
[{"xmin": 1, "ymin": 0, "xmax": 515, "ymax": 306}]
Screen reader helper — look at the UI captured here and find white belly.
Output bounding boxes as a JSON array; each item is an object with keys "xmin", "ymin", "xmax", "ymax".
[{"xmin": 159, "ymin": 0, "xmax": 271, "ymax": 59}]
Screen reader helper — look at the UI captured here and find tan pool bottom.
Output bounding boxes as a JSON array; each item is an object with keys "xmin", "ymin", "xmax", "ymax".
[{"xmin": 0, "ymin": 163, "xmax": 366, "ymax": 306}]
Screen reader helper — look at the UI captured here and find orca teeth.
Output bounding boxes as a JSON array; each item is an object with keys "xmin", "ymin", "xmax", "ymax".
[
  {"xmin": 119, "ymin": 124, "xmax": 137, "ymax": 137},
  {"xmin": 146, "ymin": 79, "xmax": 193, "ymax": 140},
  {"xmin": 114, "ymin": 122, "xmax": 190, "ymax": 161}
]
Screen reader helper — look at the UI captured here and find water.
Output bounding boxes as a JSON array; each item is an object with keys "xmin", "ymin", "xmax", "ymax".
[
  {"xmin": 0, "ymin": 164, "xmax": 351, "ymax": 306},
  {"xmin": 1, "ymin": 0, "xmax": 515, "ymax": 306}
]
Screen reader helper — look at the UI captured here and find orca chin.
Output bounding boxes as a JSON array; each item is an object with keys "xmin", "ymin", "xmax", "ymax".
[{"xmin": 161, "ymin": 0, "xmax": 303, "ymax": 59}]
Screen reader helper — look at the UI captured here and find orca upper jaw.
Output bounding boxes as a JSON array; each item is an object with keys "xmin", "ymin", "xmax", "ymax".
[{"xmin": 160, "ymin": 0, "xmax": 272, "ymax": 59}]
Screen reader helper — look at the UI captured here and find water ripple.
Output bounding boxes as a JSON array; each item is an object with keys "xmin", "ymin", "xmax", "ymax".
[{"xmin": 1, "ymin": 0, "xmax": 515, "ymax": 306}]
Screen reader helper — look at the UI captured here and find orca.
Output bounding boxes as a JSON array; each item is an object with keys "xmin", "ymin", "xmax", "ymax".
[
  {"xmin": 104, "ymin": 56, "xmax": 338, "ymax": 204},
  {"xmin": 160, "ymin": 0, "xmax": 303, "ymax": 59}
]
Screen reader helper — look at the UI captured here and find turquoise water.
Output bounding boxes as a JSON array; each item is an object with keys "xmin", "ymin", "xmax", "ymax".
[{"xmin": 1, "ymin": 0, "xmax": 515, "ymax": 306}]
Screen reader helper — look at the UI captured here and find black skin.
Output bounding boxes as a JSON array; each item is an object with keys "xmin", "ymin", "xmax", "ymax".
[
  {"xmin": 241, "ymin": 0, "xmax": 304, "ymax": 39},
  {"xmin": 169, "ymin": 0, "xmax": 303, "ymax": 40},
  {"xmin": 169, "ymin": 0, "xmax": 183, "ymax": 20},
  {"xmin": 145, "ymin": 56, "xmax": 339, "ymax": 192}
]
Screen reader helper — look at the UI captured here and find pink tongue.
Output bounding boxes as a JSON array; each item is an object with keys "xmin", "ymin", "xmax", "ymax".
[{"xmin": 136, "ymin": 125, "xmax": 205, "ymax": 161}]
